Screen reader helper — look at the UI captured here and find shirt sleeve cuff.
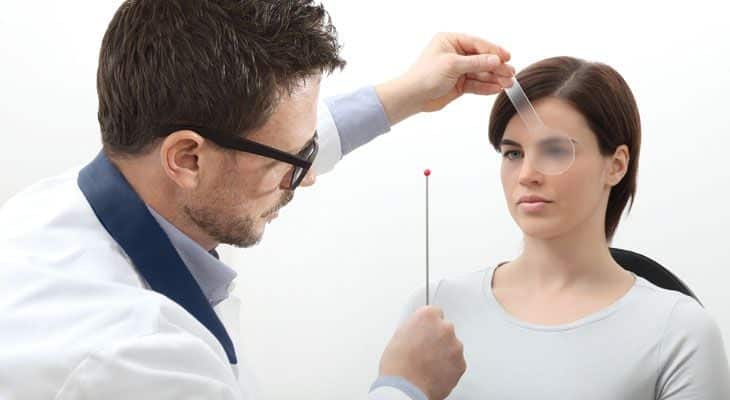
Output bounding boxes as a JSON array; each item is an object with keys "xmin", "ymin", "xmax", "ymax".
[
  {"xmin": 312, "ymin": 100, "xmax": 343, "ymax": 175},
  {"xmin": 313, "ymin": 86, "xmax": 391, "ymax": 175},
  {"xmin": 369, "ymin": 376, "xmax": 428, "ymax": 400}
]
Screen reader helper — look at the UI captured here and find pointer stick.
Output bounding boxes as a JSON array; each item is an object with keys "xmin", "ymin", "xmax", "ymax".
[{"xmin": 424, "ymin": 169, "xmax": 431, "ymax": 305}]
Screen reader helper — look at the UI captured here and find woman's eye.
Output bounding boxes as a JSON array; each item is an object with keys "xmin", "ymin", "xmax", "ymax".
[{"xmin": 502, "ymin": 150, "xmax": 523, "ymax": 160}]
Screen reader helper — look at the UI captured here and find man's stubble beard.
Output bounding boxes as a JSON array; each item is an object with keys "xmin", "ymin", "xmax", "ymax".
[{"xmin": 184, "ymin": 190, "xmax": 294, "ymax": 248}]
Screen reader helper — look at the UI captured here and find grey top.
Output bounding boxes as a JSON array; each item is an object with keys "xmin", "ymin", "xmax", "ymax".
[{"xmin": 402, "ymin": 265, "xmax": 730, "ymax": 400}]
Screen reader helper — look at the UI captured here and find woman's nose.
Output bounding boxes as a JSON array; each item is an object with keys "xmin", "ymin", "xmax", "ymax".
[{"xmin": 518, "ymin": 155, "xmax": 544, "ymax": 186}]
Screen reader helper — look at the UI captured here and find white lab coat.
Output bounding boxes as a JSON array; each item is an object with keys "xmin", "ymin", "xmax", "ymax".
[{"xmin": 0, "ymin": 103, "xmax": 411, "ymax": 399}]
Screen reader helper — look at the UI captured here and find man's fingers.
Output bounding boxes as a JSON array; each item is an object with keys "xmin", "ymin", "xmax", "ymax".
[
  {"xmin": 466, "ymin": 71, "xmax": 495, "ymax": 81},
  {"xmin": 420, "ymin": 305, "xmax": 445, "ymax": 319},
  {"xmin": 465, "ymin": 72, "xmax": 513, "ymax": 90},
  {"xmin": 449, "ymin": 54, "xmax": 497, "ymax": 75},
  {"xmin": 472, "ymin": 63, "xmax": 513, "ymax": 78},
  {"xmin": 449, "ymin": 53, "xmax": 515, "ymax": 78},
  {"xmin": 494, "ymin": 63, "xmax": 516, "ymax": 77},
  {"xmin": 467, "ymin": 68, "xmax": 515, "ymax": 82},
  {"xmin": 463, "ymin": 80, "xmax": 503, "ymax": 95},
  {"xmin": 447, "ymin": 33, "xmax": 511, "ymax": 62}
]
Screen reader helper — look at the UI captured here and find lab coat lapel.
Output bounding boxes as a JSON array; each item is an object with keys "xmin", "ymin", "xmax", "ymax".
[{"xmin": 77, "ymin": 151, "xmax": 238, "ymax": 365}]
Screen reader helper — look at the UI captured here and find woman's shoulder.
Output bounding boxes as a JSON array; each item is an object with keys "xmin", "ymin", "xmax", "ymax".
[
  {"xmin": 631, "ymin": 277, "xmax": 707, "ymax": 321},
  {"xmin": 424, "ymin": 266, "xmax": 500, "ymax": 313},
  {"xmin": 632, "ymin": 277, "xmax": 725, "ymax": 361},
  {"xmin": 400, "ymin": 266, "xmax": 495, "ymax": 317},
  {"xmin": 635, "ymin": 279, "xmax": 730, "ymax": 396},
  {"xmin": 434, "ymin": 266, "xmax": 496, "ymax": 296}
]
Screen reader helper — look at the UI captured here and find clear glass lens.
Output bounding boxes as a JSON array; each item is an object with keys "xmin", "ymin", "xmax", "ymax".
[
  {"xmin": 291, "ymin": 167, "xmax": 305, "ymax": 186},
  {"xmin": 290, "ymin": 137, "xmax": 318, "ymax": 189},
  {"xmin": 532, "ymin": 135, "xmax": 576, "ymax": 175},
  {"xmin": 500, "ymin": 132, "xmax": 576, "ymax": 176}
]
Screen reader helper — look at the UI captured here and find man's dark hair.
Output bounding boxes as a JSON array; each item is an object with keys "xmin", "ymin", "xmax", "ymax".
[{"xmin": 98, "ymin": 0, "xmax": 345, "ymax": 156}]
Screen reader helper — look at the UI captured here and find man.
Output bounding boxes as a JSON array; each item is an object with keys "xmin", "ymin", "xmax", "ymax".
[{"xmin": 0, "ymin": 1, "xmax": 513, "ymax": 399}]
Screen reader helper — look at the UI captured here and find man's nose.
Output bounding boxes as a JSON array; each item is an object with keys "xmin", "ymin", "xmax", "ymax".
[{"xmin": 299, "ymin": 168, "xmax": 317, "ymax": 188}]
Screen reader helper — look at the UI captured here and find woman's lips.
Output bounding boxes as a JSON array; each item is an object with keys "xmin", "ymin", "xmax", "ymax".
[
  {"xmin": 518, "ymin": 201, "xmax": 549, "ymax": 213},
  {"xmin": 518, "ymin": 195, "xmax": 551, "ymax": 204},
  {"xmin": 517, "ymin": 196, "xmax": 553, "ymax": 213}
]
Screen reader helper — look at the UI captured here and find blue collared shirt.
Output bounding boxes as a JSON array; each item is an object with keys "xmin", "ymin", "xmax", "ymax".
[{"xmin": 147, "ymin": 207, "xmax": 237, "ymax": 306}]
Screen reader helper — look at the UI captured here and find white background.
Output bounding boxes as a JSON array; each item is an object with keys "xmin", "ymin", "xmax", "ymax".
[{"xmin": 1, "ymin": 1, "xmax": 729, "ymax": 399}]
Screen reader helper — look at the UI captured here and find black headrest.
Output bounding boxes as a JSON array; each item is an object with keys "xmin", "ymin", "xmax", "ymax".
[{"xmin": 610, "ymin": 247, "xmax": 701, "ymax": 305}]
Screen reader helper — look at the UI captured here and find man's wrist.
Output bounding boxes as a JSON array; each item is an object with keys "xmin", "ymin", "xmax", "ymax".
[{"xmin": 375, "ymin": 77, "xmax": 424, "ymax": 126}]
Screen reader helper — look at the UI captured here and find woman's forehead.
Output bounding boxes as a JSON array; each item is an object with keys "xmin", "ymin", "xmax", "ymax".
[{"xmin": 502, "ymin": 97, "xmax": 596, "ymax": 145}]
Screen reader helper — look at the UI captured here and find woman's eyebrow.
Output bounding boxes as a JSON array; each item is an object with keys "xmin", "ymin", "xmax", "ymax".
[{"xmin": 499, "ymin": 138, "xmax": 522, "ymax": 147}]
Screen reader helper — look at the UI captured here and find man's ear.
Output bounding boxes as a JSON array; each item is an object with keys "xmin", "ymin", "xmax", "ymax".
[
  {"xmin": 606, "ymin": 144, "xmax": 630, "ymax": 187},
  {"xmin": 159, "ymin": 130, "xmax": 207, "ymax": 189}
]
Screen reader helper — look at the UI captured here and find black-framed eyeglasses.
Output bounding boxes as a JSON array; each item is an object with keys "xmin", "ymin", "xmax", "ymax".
[{"xmin": 163, "ymin": 125, "xmax": 318, "ymax": 190}]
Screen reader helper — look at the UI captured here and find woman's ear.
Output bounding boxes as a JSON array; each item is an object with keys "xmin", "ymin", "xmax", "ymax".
[{"xmin": 606, "ymin": 144, "xmax": 630, "ymax": 187}]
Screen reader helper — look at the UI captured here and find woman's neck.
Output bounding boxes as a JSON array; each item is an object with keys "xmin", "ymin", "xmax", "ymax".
[{"xmin": 502, "ymin": 217, "xmax": 628, "ymax": 293}]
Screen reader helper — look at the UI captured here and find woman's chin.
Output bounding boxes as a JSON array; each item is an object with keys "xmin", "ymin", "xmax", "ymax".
[{"xmin": 516, "ymin": 219, "xmax": 568, "ymax": 240}]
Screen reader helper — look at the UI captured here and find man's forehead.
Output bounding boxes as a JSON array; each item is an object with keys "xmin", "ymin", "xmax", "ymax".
[{"xmin": 247, "ymin": 88, "xmax": 319, "ymax": 152}]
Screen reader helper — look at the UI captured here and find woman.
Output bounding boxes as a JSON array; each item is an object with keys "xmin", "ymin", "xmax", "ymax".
[{"xmin": 402, "ymin": 57, "xmax": 730, "ymax": 399}]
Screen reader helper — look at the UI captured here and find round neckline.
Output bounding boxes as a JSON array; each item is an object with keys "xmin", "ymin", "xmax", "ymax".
[{"xmin": 482, "ymin": 263, "xmax": 641, "ymax": 331}]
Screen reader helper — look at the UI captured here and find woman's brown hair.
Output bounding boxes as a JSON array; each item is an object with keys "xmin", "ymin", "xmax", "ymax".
[{"xmin": 489, "ymin": 56, "xmax": 641, "ymax": 240}]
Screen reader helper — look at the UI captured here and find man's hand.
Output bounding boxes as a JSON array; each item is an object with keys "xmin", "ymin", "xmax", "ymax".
[
  {"xmin": 379, "ymin": 306, "xmax": 466, "ymax": 400},
  {"xmin": 376, "ymin": 32, "xmax": 515, "ymax": 125}
]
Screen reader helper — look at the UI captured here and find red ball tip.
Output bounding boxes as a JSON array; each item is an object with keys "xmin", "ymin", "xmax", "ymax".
[{"xmin": 424, "ymin": 169, "xmax": 431, "ymax": 177}]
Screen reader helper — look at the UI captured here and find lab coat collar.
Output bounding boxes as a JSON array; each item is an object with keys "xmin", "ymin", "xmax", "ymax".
[{"xmin": 77, "ymin": 151, "xmax": 238, "ymax": 365}]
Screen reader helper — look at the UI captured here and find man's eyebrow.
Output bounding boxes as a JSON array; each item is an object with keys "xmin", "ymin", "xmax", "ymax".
[{"xmin": 499, "ymin": 138, "xmax": 522, "ymax": 147}]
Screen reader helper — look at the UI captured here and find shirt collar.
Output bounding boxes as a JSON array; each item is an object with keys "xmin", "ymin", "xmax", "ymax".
[{"xmin": 147, "ymin": 207, "xmax": 237, "ymax": 306}]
